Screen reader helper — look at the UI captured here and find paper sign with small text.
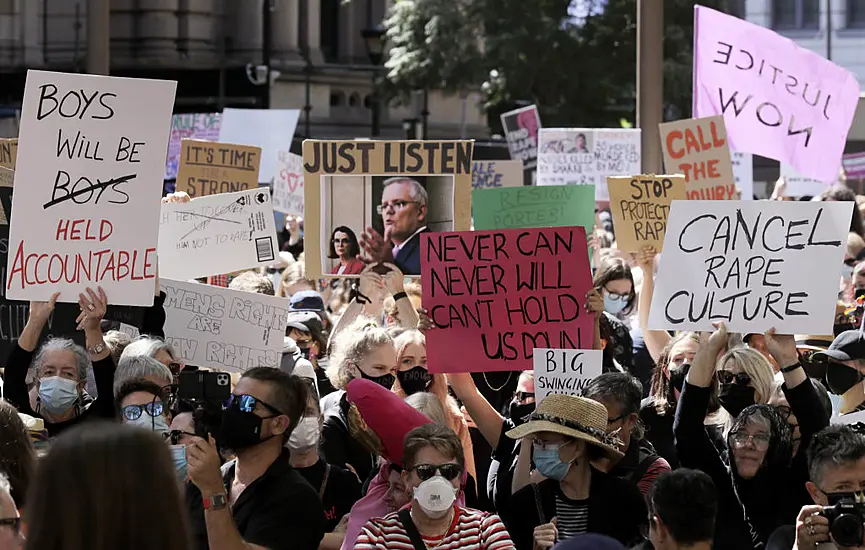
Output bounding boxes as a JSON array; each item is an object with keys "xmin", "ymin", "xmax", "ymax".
[
  {"xmin": 161, "ymin": 278, "xmax": 289, "ymax": 373},
  {"xmin": 158, "ymin": 188, "xmax": 278, "ymax": 280},
  {"xmin": 472, "ymin": 185, "xmax": 595, "ymax": 233},
  {"xmin": 533, "ymin": 348, "xmax": 603, "ymax": 402},
  {"xmin": 273, "ymin": 151, "xmax": 303, "ymax": 216},
  {"xmin": 6, "ymin": 70, "xmax": 176, "ymax": 306},
  {"xmin": 501, "ymin": 105, "xmax": 541, "ymax": 169},
  {"xmin": 731, "ymin": 152, "xmax": 754, "ymax": 200},
  {"xmin": 780, "ymin": 163, "xmax": 831, "ymax": 197},
  {"xmin": 607, "ymin": 175, "xmax": 687, "ymax": 252},
  {"xmin": 471, "ymin": 160, "xmax": 523, "ymax": 190},
  {"xmin": 421, "ymin": 226, "xmax": 594, "ymax": 373},
  {"xmin": 659, "ymin": 116, "xmax": 736, "ymax": 200},
  {"xmin": 648, "ymin": 200, "xmax": 852, "ymax": 334},
  {"xmin": 164, "ymin": 113, "xmax": 222, "ymax": 180},
  {"xmin": 537, "ymin": 128, "xmax": 641, "ymax": 202},
  {"xmin": 176, "ymin": 139, "xmax": 261, "ymax": 198},
  {"xmin": 0, "ymin": 139, "xmax": 17, "ymax": 170}
]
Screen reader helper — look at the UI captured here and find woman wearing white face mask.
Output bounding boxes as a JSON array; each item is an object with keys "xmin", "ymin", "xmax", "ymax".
[
  {"xmin": 356, "ymin": 423, "xmax": 516, "ymax": 550},
  {"xmin": 289, "ymin": 378, "xmax": 361, "ymax": 550}
]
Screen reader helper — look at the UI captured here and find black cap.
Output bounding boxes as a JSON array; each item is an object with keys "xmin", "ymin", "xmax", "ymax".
[{"xmin": 814, "ymin": 330, "xmax": 865, "ymax": 363}]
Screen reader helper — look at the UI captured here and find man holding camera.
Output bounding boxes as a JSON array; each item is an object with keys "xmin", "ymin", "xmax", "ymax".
[{"xmin": 771, "ymin": 425, "xmax": 865, "ymax": 549}]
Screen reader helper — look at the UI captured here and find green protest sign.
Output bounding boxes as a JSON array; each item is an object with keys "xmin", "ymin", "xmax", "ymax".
[{"xmin": 472, "ymin": 185, "xmax": 596, "ymax": 232}]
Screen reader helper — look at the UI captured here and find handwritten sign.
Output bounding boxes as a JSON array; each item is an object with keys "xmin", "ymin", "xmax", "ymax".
[
  {"xmin": 780, "ymin": 163, "xmax": 830, "ymax": 197},
  {"xmin": 537, "ymin": 129, "xmax": 641, "ymax": 202},
  {"xmin": 501, "ymin": 105, "xmax": 541, "ymax": 169},
  {"xmin": 175, "ymin": 139, "xmax": 262, "ymax": 198},
  {"xmin": 164, "ymin": 113, "xmax": 221, "ymax": 180},
  {"xmin": 0, "ymin": 139, "xmax": 17, "ymax": 170},
  {"xmin": 693, "ymin": 5, "xmax": 860, "ymax": 183},
  {"xmin": 161, "ymin": 278, "xmax": 289, "ymax": 373},
  {"xmin": 472, "ymin": 185, "xmax": 595, "ymax": 232},
  {"xmin": 421, "ymin": 226, "xmax": 594, "ymax": 373},
  {"xmin": 843, "ymin": 152, "xmax": 865, "ymax": 179},
  {"xmin": 158, "ymin": 188, "xmax": 278, "ymax": 280},
  {"xmin": 6, "ymin": 70, "xmax": 176, "ymax": 306},
  {"xmin": 731, "ymin": 152, "xmax": 754, "ymax": 200},
  {"xmin": 273, "ymin": 150, "xmax": 303, "ymax": 216},
  {"xmin": 471, "ymin": 160, "xmax": 523, "ymax": 189},
  {"xmin": 648, "ymin": 200, "xmax": 852, "ymax": 334},
  {"xmin": 659, "ymin": 116, "xmax": 736, "ymax": 200},
  {"xmin": 533, "ymin": 348, "xmax": 603, "ymax": 402},
  {"xmin": 607, "ymin": 175, "xmax": 686, "ymax": 252}
]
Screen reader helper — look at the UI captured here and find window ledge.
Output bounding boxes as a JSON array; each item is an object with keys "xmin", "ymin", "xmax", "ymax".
[
  {"xmin": 837, "ymin": 27, "xmax": 865, "ymax": 37},
  {"xmin": 771, "ymin": 29, "xmax": 822, "ymax": 39}
]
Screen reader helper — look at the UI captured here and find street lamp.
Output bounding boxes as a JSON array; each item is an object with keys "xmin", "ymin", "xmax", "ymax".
[{"xmin": 361, "ymin": 25, "xmax": 387, "ymax": 137}]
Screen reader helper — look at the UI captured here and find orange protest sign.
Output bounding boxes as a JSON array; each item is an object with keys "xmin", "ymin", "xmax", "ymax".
[
  {"xmin": 176, "ymin": 139, "xmax": 262, "ymax": 197},
  {"xmin": 659, "ymin": 115, "xmax": 736, "ymax": 200},
  {"xmin": 607, "ymin": 175, "xmax": 686, "ymax": 252}
]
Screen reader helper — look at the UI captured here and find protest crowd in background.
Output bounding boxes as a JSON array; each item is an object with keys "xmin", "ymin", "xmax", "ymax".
[{"xmin": 7, "ymin": 5, "xmax": 865, "ymax": 550}]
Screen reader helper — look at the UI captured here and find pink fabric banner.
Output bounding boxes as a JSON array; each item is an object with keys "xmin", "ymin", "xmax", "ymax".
[{"xmin": 693, "ymin": 6, "xmax": 860, "ymax": 183}]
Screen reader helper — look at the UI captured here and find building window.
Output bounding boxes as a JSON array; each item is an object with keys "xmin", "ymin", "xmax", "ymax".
[
  {"xmin": 849, "ymin": 0, "xmax": 865, "ymax": 28},
  {"xmin": 726, "ymin": 0, "xmax": 746, "ymax": 18},
  {"xmin": 320, "ymin": 0, "xmax": 340, "ymax": 63},
  {"xmin": 330, "ymin": 91, "xmax": 345, "ymax": 108},
  {"xmin": 772, "ymin": 0, "xmax": 820, "ymax": 30},
  {"xmin": 348, "ymin": 93, "xmax": 360, "ymax": 108}
]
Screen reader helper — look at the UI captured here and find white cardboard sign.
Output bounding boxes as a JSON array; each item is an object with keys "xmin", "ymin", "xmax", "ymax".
[
  {"xmin": 273, "ymin": 151, "xmax": 303, "ymax": 216},
  {"xmin": 537, "ymin": 128, "xmax": 641, "ymax": 202},
  {"xmin": 533, "ymin": 348, "xmax": 603, "ymax": 402},
  {"xmin": 649, "ymin": 200, "xmax": 852, "ymax": 334},
  {"xmin": 780, "ymin": 163, "xmax": 832, "ymax": 197},
  {"xmin": 158, "ymin": 188, "xmax": 278, "ymax": 280},
  {"xmin": 219, "ymin": 108, "xmax": 300, "ymax": 183},
  {"xmin": 161, "ymin": 278, "xmax": 289, "ymax": 373},
  {"xmin": 730, "ymin": 152, "xmax": 754, "ymax": 200},
  {"xmin": 6, "ymin": 70, "xmax": 176, "ymax": 306}
]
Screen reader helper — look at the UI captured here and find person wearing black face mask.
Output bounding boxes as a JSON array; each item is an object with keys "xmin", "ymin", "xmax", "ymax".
[
  {"xmin": 286, "ymin": 311, "xmax": 336, "ymax": 398},
  {"xmin": 185, "ymin": 368, "xmax": 326, "ymax": 550},
  {"xmin": 814, "ymin": 330, "xmax": 865, "ymax": 416}
]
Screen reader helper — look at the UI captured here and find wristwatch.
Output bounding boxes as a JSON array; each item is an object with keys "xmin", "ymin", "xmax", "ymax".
[
  {"xmin": 87, "ymin": 343, "xmax": 106, "ymax": 355},
  {"xmin": 203, "ymin": 492, "xmax": 228, "ymax": 511}
]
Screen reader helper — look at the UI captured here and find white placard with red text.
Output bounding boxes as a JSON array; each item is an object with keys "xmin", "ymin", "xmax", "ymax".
[{"xmin": 273, "ymin": 151, "xmax": 304, "ymax": 216}]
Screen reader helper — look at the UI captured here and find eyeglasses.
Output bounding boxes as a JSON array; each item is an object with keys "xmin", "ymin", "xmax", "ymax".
[
  {"xmin": 515, "ymin": 391, "xmax": 534, "ymax": 403},
  {"xmin": 730, "ymin": 432, "xmax": 771, "ymax": 451},
  {"xmin": 376, "ymin": 200, "xmax": 420, "ymax": 215},
  {"xmin": 224, "ymin": 394, "xmax": 284, "ymax": 416},
  {"xmin": 122, "ymin": 401, "xmax": 164, "ymax": 421},
  {"xmin": 163, "ymin": 429, "xmax": 197, "ymax": 445},
  {"xmin": 333, "ymin": 238, "xmax": 351, "ymax": 245},
  {"xmin": 604, "ymin": 289, "xmax": 627, "ymax": 301},
  {"xmin": 411, "ymin": 463, "xmax": 462, "ymax": 482},
  {"xmin": 168, "ymin": 361, "xmax": 183, "ymax": 376},
  {"xmin": 798, "ymin": 349, "xmax": 828, "ymax": 366},
  {"xmin": 717, "ymin": 370, "xmax": 752, "ymax": 386},
  {"xmin": 775, "ymin": 405, "xmax": 793, "ymax": 422},
  {"xmin": 607, "ymin": 412, "xmax": 629, "ymax": 426},
  {"xmin": 0, "ymin": 517, "xmax": 19, "ymax": 533}
]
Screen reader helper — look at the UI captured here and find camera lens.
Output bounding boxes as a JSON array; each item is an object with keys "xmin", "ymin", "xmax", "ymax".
[{"xmin": 831, "ymin": 513, "xmax": 864, "ymax": 547}]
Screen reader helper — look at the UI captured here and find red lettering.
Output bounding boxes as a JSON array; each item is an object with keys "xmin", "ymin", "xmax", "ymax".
[
  {"xmin": 99, "ymin": 219, "xmax": 113, "ymax": 241},
  {"xmin": 684, "ymin": 129, "xmax": 700, "ymax": 155},
  {"xmin": 710, "ymin": 121, "xmax": 726, "ymax": 147},
  {"xmin": 697, "ymin": 125, "xmax": 712, "ymax": 151},
  {"xmin": 69, "ymin": 219, "xmax": 85, "ymax": 240},
  {"xmin": 34, "ymin": 254, "xmax": 48, "ymax": 285},
  {"xmin": 99, "ymin": 251, "xmax": 116, "ymax": 281},
  {"xmin": 117, "ymin": 250, "xmax": 130, "ymax": 280},
  {"xmin": 666, "ymin": 131, "xmax": 685, "ymax": 159},
  {"xmin": 707, "ymin": 159, "xmax": 720, "ymax": 178},
  {"xmin": 55, "ymin": 219, "xmax": 70, "ymax": 240},
  {"xmin": 7, "ymin": 241, "xmax": 26, "ymax": 290}
]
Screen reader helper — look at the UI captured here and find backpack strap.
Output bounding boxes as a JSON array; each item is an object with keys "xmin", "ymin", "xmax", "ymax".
[
  {"xmin": 399, "ymin": 508, "xmax": 427, "ymax": 550},
  {"xmin": 531, "ymin": 482, "xmax": 546, "ymax": 525}
]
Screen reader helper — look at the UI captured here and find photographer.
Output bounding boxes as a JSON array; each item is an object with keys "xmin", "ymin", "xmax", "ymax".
[{"xmin": 768, "ymin": 425, "xmax": 865, "ymax": 550}]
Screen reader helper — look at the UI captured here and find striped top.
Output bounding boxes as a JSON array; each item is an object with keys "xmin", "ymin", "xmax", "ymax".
[
  {"xmin": 554, "ymin": 494, "xmax": 589, "ymax": 541},
  {"xmin": 355, "ymin": 505, "xmax": 515, "ymax": 550}
]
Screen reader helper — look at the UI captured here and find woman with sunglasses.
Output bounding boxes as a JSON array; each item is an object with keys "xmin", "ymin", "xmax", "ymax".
[
  {"xmin": 115, "ymin": 379, "xmax": 171, "ymax": 437},
  {"xmin": 328, "ymin": 226, "xmax": 366, "ymax": 275},
  {"xmin": 674, "ymin": 324, "xmax": 830, "ymax": 548},
  {"xmin": 715, "ymin": 346, "xmax": 775, "ymax": 418},
  {"xmin": 356, "ymin": 423, "xmax": 515, "ymax": 550}
]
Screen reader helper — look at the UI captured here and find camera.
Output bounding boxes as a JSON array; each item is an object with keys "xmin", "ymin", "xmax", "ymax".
[
  {"xmin": 176, "ymin": 372, "xmax": 232, "ymax": 440},
  {"xmin": 821, "ymin": 493, "xmax": 865, "ymax": 547}
]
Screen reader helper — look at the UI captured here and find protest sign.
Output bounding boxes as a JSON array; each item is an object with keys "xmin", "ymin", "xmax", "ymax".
[
  {"xmin": 220, "ymin": 108, "xmax": 300, "ymax": 182},
  {"xmin": 659, "ymin": 116, "xmax": 736, "ymax": 200},
  {"xmin": 6, "ymin": 70, "xmax": 176, "ymax": 306},
  {"xmin": 537, "ymin": 128, "xmax": 641, "ymax": 201},
  {"xmin": 0, "ymin": 167, "xmax": 12, "ymax": 189},
  {"xmin": 159, "ymin": 188, "xmax": 278, "ymax": 280},
  {"xmin": 693, "ymin": 6, "xmax": 860, "ymax": 183},
  {"xmin": 648, "ymin": 200, "xmax": 852, "ymax": 334},
  {"xmin": 471, "ymin": 160, "xmax": 523, "ymax": 189},
  {"xmin": 607, "ymin": 175, "xmax": 687, "ymax": 252},
  {"xmin": 843, "ymin": 152, "xmax": 865, "ymax": 179},
  {"xmin": 731, "ymin": 152, "xmax": 754, "ymax": 200},
  {"xmin": 533, "ymin": 348, "xmax": 603, "ymax": 401},
  {"xmin": 273, "ymin": 150, "xmax": 303, "ymax": 216},
  {"xmin": 0, "ymin": 139, "xmax": 16, "ymax": 169},
  {"xmin": 302, "ymin": 139, "xmax": 473, "ymax": 278},
  {"xmin": 421, "ymin": 226, "xmax": 594, "ymax": 373},
  {"xmin": 161, "ymin": 278, "xmax": 289, "ymax": 373},
  {"xmin": 175, "ymin": 139, "xmax": 262, "ymax": 198},
  {"xmin": 780, "ymin": 163, "xmax": 830, "ymax": 197},
  {"xmin": 501, "ymin": 105, "xmax": 541, "ymax": 169},
  {"xmin": 472, "ymin": 185, "xmax": 595, "ymax": 232},
  {"xmin": 833, "ymin": 410, "xmax": 865, "ymax": 426},
  {"xmin": 164, "ymin": 113, "xmax": 221, "ymax": 180}
]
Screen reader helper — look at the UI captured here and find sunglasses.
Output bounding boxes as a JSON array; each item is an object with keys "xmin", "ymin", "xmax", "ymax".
[
  {"xmin": 717, "ymin": 370, "xmax": 752, "ymax": 386},
  {"xmin": 224, "ymin": 394, "xmax": 284, "ymax": 416},
  {"xmin": 0, "ymin": 518, "xmax": 20, "ymax": 533},
  {"xmin": 775, "ymin": 404, "xmax": 793, "ymax": 422},
  {"xmin": 122, "ymin": 401, "xmax": 164, "ymax": 421},
  {"xmin": 798, "ymin": 349, "xmax": 828, "ymax": 366},
  {"xmin": 730, "ymin": 432, "xmax": 771, "ymax": 451},
  {"xmin": 163, "ymin": 429, "xmax": 197, "ymax": 445},
  {"xmin": 411, "ymin": 463, "xmax": 462, "ymax": 482}
]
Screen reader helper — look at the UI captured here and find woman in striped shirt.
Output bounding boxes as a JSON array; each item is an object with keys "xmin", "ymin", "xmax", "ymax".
[{"xmin": 356, "ymin": 423, "xmax": 515, "ymax": 550}]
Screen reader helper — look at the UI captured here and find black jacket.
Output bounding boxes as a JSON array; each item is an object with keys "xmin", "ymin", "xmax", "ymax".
[{"xmin": 320, "ymin": 392, "xmax": 377, "ymax": 483}]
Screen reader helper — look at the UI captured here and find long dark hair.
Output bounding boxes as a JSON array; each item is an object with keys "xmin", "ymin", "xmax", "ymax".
[
  {"xmin": 592, "ymin": 257, "xmax": 636, "ymax": 314},
  {"xmin": 327, "ymin": 225, "xmax": 360, "ymax": 260},
  {"xmin": 24, "ymin": 423, "xmax": 192, "ymax": 550},
  {"xmin": 0, "ymin": 399, "xmax": 34, "ymax": 507}
]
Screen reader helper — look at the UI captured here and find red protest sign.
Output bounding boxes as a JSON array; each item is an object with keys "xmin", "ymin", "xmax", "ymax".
[{"xmin": 421, "ymin": 227, "xmax": 594, "ymax": 373}]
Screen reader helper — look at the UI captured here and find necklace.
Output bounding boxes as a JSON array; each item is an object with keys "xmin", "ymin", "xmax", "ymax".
[
  {"xmin": 483, "ymin": 371, "xmax": 512, "ymax": 392},
  {"xmin": 410, "ymin": 507, "xmax": 455, "ymax": 549}
]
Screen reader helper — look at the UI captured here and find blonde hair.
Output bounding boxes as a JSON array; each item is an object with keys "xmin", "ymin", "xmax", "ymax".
[
  {"xmin": 383, "ymin": 282, "xmax": 423, "ymax": 321},
  {"xmin": 277, "ymin": 262, "xmax": 315, "ymax": 297},
  {"xmin": 327, "ymin": 317, "xmax": 394, "ymax": 390},
  {"xmin": 404, "ymin": 392, "xmax": 448, "ymax": 425},
  {"xmin": 849, "ymin": 232, "xmax": 865, "ymax": 259},
  {"xmin": 719, "ymin": 347, "xmax": 774, "ymax": 404}
]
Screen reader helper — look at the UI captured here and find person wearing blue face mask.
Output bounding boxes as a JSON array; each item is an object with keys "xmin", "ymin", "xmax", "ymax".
[{"xmin": 592, "ymin": 258, "xmax": 636, "ymax": 373}]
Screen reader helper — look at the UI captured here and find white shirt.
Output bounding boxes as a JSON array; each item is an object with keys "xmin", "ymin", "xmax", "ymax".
[{"xmin": 392, "ymin": 226, "xmax": 427, "ymax": 258}]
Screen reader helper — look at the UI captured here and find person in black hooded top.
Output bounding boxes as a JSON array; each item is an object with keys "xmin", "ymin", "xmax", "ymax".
[{"xmin": 674, "ymin": 323, "xmax": 830, "ymax": 548}]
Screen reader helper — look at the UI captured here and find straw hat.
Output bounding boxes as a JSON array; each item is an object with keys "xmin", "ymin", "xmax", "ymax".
[{"xmin": 505, "ymin": 394, "xmax": 624, "ymax": 460}]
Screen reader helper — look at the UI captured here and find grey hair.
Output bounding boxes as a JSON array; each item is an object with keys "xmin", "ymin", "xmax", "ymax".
[
  {"xmin": 405, "ymin": 392, "xmax": 448, "ymax": 425},
  {"xmin": 120, "ymin": 337, "xmax": 177, "ymax": 362},
  {"xmin": 382, "ymin": 177, "xmax": 428, "ymax": 206},
  {"xmin": 0, "ymin": 471, "xmax": 10, "ymax": 498},
  {"xmin": 808, "ymin": 425, "xmax": 865, "ymax": 486},
  {"xmin": 33, "ymin": 338, "xmax": 91, "ymax": 382},
  {"xmin": 229, "ymin": 271, "xmax": 275, "ymax": 296},
  {"xmin": 113, "ymin": 355, "xmax": 174, "ymax": 397},
  {"xmin": 327, "ymin": 316, "xmax": 393, "ymax": 390}
]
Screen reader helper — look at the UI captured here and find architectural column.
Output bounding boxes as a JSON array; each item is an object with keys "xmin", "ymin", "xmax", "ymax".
[
  {"xmin": 305, "ymin": 0, "xmax": 324, "ymax": 64},
  {"xmin": 273, "ymin": 0, "xmax": 300, "ymax": 61}
]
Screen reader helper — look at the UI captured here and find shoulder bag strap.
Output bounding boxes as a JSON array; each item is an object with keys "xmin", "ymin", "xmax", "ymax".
[
  {"xmin": 398, "ymin": 508, "xmax": 428, "ymax": 550},
  {"xmin": 531, "ymin": 482, "xmax": 546, "ymax": 525},
  {"xmin": 318, "ymin": 464, "xmax": 331, "ymax": 499}
]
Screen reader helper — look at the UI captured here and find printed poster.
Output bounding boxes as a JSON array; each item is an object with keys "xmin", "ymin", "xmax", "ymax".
[
  {"xmin": 164, "ymin": 113, "xmax": 221, "ymax": 180},
  {"xmin": 273, "ymin": 150, "xmax": 304, "ymax": 217},
  {"xmin": 500, "ymin": 105, "xmax": 541, "ymax": 170}
]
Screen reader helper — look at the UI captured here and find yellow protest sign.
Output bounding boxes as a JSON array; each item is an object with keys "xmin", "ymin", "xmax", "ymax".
[
  {"xmin": 607, "ymin": 175, "xmax": 686, "ymax": 252},
  {"xmin": 0, "ymin": 139, "xmax": 17, "ymax": 170},
  {"xmin": 176, "ymin": 139, "xmax": 262, "ymax": 198}
]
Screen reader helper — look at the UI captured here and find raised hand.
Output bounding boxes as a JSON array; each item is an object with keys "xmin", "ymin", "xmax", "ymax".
[
  {"xmin": 75, "ymin": 287, "xmax": 107, "ymax": 331},
  {"xmin": 29, "ymin": 292, "xmax": 60, "ymax": 328}
]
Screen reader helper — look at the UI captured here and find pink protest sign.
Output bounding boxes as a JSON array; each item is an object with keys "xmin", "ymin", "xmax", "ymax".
[
  {"xmin": 164, "ymin": 113, "xmax": 222, "ymax": 180},
  {"xmin": 693, "ymin": 6, "xmax": 860, "ymax": 183},
  {"xmin": 421, "ymin": 227, "xmax": 594, "ymax": 373}
]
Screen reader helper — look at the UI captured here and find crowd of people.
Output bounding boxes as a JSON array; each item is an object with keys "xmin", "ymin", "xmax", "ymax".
[{"xmin": 2, "ymin": 180, "xmax": 865, "ymax": 550}]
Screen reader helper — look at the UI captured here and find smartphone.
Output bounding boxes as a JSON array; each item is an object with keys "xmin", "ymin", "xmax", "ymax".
[{"xmin": 177, "ymin": 371, "xmax": 231, "ymax": 403}]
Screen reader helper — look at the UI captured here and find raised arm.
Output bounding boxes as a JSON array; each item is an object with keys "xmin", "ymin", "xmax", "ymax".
[
  {"xmin": 448, "ymin": 372, "xmax": 505, "ymax": 450},
  {"xmin": 635, "ymin": 247, "xmax": 671, "ymax": 362}
]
